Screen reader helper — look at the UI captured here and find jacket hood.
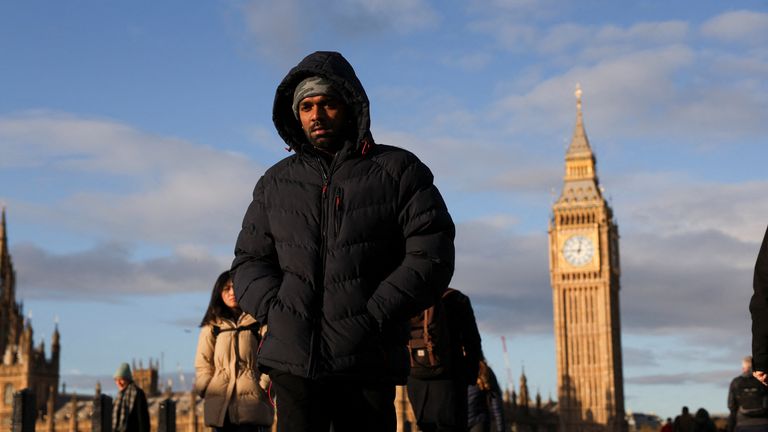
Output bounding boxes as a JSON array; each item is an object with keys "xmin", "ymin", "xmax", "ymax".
[{"xmin": 273, "ymin": 51, "xmax": 374, "ymax": 154}]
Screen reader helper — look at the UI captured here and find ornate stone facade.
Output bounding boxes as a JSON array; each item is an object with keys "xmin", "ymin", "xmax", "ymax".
[
  {"xmin": 0, "ymin": 209, "xmax": 60, "ymax": 428},
  {"xmin": 548, "ymin": 87, "xmax": 626, "ymax": 432}
]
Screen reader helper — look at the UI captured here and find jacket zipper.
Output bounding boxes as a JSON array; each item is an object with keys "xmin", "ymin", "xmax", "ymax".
[{"xmin": 308, "ymin": 156, "xmax": 333, "ymax": 379}]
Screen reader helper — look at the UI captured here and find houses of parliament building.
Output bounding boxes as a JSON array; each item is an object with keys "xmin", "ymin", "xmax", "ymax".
[{"xmin": 0, "ymin": 87, "xmax": 625, "ymax": 432}]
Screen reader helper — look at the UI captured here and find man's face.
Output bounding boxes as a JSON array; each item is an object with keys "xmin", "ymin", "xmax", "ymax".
[
  {"xmin": 298, "ymin": 95, "xmax": 349, "ymax": 150},
  {"xmin": 115, "ymin": 378, "xmax": 129, "ymax": 391}
]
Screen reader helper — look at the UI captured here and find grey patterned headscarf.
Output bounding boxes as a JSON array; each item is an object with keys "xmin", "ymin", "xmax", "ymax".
[{"xmin": 292, "ymin": 76, "xmax": 343, "ymax": 119}]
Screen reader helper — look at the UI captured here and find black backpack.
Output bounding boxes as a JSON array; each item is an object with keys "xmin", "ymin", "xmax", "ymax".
[
  {"xmin": 408, "ymin": 289, "xmax": 455, "ymax": 379},
  {"xmin": 736, "ymin": 375, "xmax": 768, "ymax": 417}
]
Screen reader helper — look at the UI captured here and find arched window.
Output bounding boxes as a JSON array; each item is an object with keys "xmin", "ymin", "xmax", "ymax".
[{"xmin": 4, "ymin": 383, "xmax": 14, "ymax": 405}]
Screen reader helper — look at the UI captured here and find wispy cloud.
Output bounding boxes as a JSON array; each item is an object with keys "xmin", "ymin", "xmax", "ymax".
[
  {"xmin": 443, "ymin": 173, "xmax": 765, "ymax": 353},
  {"xmin": 330, "ymin": 0, "xmax": 439, "ymax": 34},
  {"xmin": 623, "ymin": 346, "xmax": 659, "ymax": 368},
  {"xmin": 626, "ymin": 369, "xmax": 733, "ymax": 387},
  {"xmin": 617, "ymin": 178, "xmax": 768, "ymax": 243},
  {"xmin": 700, "ymin": 10, "xmax": 768, "ymax": 45},
  {"xmin": 236, "ymin": 0, "xmax": 438, "ymax": 66},
  {"xmin": 1, "ymin": 112, "xmax": 262, "ymax": 246},
  {"xmin": 452, "ymin": 221, "xmax": 552, "ymax": 334},
  {"xmin": 13, "ymin": 242, "xmax": 228, "ymax": 299},
  {"xmin": 237, "ymin": 0, "xmax": 305, "ymax": 66}
]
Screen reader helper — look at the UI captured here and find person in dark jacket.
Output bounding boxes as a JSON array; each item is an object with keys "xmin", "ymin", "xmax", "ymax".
[
  {"xmin": 407, "ymin": 288, "xmax": 482, "ymax": 432},
  {"xmin": 751, "ymin": 226, "xmax": 768, "ymax": 387},
  {"xmin": 693, "ymin": 408, "xmax": 716, "ymax": 432},
  {"xmin": 467, "ymin": 358, "xmax": 506, "ymax": 432},
  {"xmin": 231, "ymin": 51, "xmax": 455, "ymax": 432},
  {"xmin": 674, "ymin": 406, "xmax": 695, "ymax": 432},
  {"xmin": 112, "ymin": 363, "xmax": 150, "ymax": 432},
  {"xmin": 728, "ymin": 356, "xmax": 768, "ymax": 432}
]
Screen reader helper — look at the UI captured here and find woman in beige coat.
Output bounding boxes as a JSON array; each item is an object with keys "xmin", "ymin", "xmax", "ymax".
[{"xmin": 194, "ymin": 271, "xmax": 273, "ymax": 432}]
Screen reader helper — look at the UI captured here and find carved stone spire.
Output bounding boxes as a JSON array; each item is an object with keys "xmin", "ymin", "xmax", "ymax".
[
  {"xmin": 566, "ymin": 83, "xmax": 594, "ymax": 159},
  {"xmin": 519, "ymin": 367, "xmax": 530, "ymax": 410},
  {"xmin": 555, "ymin": 84, "xmax": 603, "ymax": 207},
  {"xmin": 0, "ymin": 206, "xmax": 11, "ymax": 300}
]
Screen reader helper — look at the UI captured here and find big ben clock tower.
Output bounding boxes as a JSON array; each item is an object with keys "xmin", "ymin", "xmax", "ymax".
[{"xmin": 549, "ymin": 86, "xmax": 626, "ymax": 432}]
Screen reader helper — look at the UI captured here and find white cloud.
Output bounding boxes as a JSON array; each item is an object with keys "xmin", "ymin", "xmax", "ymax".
[
  {"xmin": 468, "ymin": 0, "xmax": 558, "ymax": 19},
  {"xmin": 595, "ymin": 21, "xmax": 689, "ymax": 46},
  {"xmin": 332, "ymin": 0, "xmax": 439, "ymax": 34},
  {"xmin": 626, "ymin": 369, "xmax": 733, "ymax": 386},
  {"xmin": 451, "ymin": 219, "xmax": 553, "ymax": 334},
  {"xmin": 700, "ymin": 10, "xmax": 768, "ymax": 44},
  {"xmin": 237, "ymin": 0, "xmax": 437, "ymax": 64},
  {"xmin": 440, "ymin": 51, "xmax": 494, "ymax": 71},
  {"xmin": 469, "ymin": 20, "xmax": 538, "ymax": 51},
  {"xmin": 457, "ymin": 11, "xmax": 767, "ymax": 152},
  {"xmin": 616, "ymin": 176, "xmax": 768, "ymax": 244},
  {"xmin": 443, "ymin": 171, "xmax": 766, "ymax": 350},
  {"xmin": 0, "ymin": 112, "xmax": 264, "ymax": 246},
  {"xmin": 489, "ymin": 44, "xmax": 768, "ymax": 145},
  {"xmin": 537, "ymin": 21, "xmax": 689, "ymax": 58},
  {"xmin": 0, "ymin": 112, "xmax": 256, "ymax": 175},
  {"xmin": 13, "ymin": 242, "xmax": 229, "ymax": 299},
  {"xmin": 238, "ymin": 0, "xmax": 305, "ymax": 66},
  {"xmin": 489, "ymin": 165, "xmax": 561, "ymax": 194}
]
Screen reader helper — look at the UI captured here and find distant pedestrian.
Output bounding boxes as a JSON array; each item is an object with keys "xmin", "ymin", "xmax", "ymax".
[
  {"xmin": 467, "ymin": 358, "xmax": 506, "ymax": 432},
  {"xmin": 661, "ymin": 417, "xmax": 673, "ymax": 432},
  {"xmin": 112, "ymin": 362, "xmax": 150, "ymax": 432},
  {"xmin": 673, "ymin": 406, "xmax": 695, "ymax": 432},
  {"xmin": 751, "ymin": 226, "xmax": 768, "ymax": 388},
  {"xmin": 727, "ymin": 356, "xmax": 768, "ymax": 432},
  {"xmin": 407, "ymin": 288, "xmax": 482, "ymax": 432},
  {"xmin": 194, "ymin": 271, "xmax": 273, "ymax": 432},
  {"xmin": 693, "ymin": 408, "xmax": 716, "ymax": 432}
]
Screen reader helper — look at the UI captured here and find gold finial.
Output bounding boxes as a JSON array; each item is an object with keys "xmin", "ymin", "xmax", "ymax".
[{"xmin": 575, "ymin": 83, "xmax": 583, "ymax": 110}]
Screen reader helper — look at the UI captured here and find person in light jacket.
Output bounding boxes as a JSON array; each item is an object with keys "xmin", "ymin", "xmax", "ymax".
[{"xmin": 195, "ymin": 271, "xmax": 273, "ymax": 432}]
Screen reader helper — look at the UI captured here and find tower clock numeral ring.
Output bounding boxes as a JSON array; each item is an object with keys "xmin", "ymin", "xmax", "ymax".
[{"xmin": 563, "ymin": 235, "xmax": 594, "ymax": 266}]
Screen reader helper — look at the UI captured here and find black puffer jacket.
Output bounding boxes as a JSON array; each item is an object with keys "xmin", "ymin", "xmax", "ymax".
[
  {"xmin": 751, "ymin": 225, "xmax": 768, "ymax": 371},
  {"xmin": 231, "ymin": 51, "xmax": 455, "ymax": 383}
]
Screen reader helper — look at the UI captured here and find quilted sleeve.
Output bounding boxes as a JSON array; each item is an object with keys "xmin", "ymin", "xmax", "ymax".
[
  {"xmin": 232, "ymin": 177, "xmax": 283, "ymax": 323},
  {"xmin": 366, "ymin": 158, "xmax": 455, "ymax": 324}
]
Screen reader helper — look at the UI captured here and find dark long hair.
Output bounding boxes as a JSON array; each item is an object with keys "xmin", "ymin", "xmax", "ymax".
[{"xmin": 199, "ymin": 270, "xmax": 240, "ymax": 327}]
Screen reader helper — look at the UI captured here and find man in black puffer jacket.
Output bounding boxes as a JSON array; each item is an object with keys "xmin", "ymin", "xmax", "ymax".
[
  {"xmin": 231, "ymin": 51, "xmax": 455, "ymax": 432},
  {"xmin": 752, "ymin": 225, "xmax": 768, "ymax": 390}
]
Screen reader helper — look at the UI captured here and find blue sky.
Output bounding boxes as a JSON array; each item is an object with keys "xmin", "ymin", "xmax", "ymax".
[{"xmin": 1, "ymin": 0, "xmax": 767, "ymax": 420}]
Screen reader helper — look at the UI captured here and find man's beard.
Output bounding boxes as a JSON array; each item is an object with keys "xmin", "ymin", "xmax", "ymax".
[{"xmin": 305, "ymin": 123, "xmax": 347, "ymax": 151}]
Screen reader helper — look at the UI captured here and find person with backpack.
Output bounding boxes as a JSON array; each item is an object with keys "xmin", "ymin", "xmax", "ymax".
[
  {"xmin": 194, "ymin": 271, "xmax": 273, "ymax": 432},
  {"xmin": 407, "ymin": 287, "xmax": 482, "ymax": 432},
  {"xmin": 728, "ymin": 356, "xmax": 768, "ymax": 432}
]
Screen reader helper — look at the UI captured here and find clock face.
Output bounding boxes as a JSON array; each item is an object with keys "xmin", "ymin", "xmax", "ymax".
[{"xmin": 562, "ymin": 235, "xmax": 595, "ymax": 267}]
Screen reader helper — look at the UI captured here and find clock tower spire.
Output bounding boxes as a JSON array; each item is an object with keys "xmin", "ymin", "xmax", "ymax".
[
  {"xmin": 556, "ymin": 84, "xmax": 603, "ymax": 208},
  {"xmin": 549, "ymin": 86, "xmax": 626, "ymax": 432}
]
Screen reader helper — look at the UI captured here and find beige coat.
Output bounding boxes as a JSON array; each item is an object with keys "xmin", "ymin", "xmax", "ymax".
[{"xmin": 194, "ymin": 313, "xmax": 273, "ymax": 427}]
